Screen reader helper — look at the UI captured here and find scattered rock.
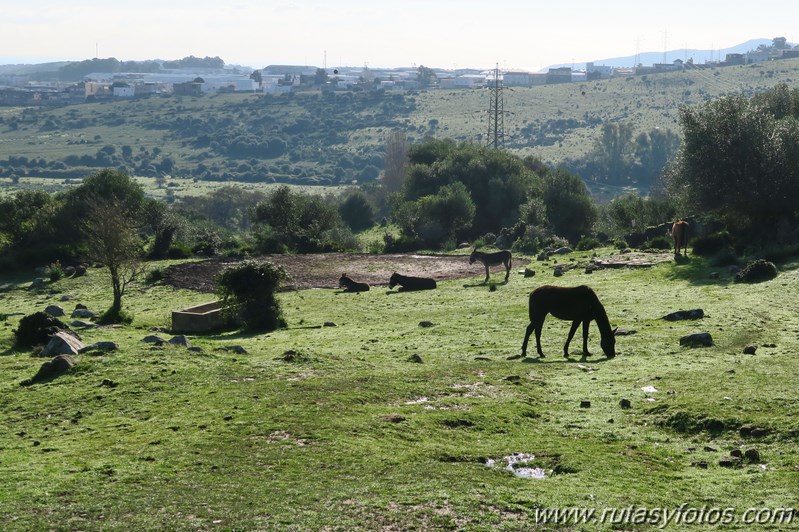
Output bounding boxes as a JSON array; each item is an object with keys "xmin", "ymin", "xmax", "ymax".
[
  {"xmin": 614, "ymin": 328, "xmax": 637, "ymax": 336},
  {"xmin": 504, "ymin": 375, "xmax": 521, "ymax": 382},
  {"xmin": 407, "ymin": 353, "xmax": 423, "ymax": 363},
  {"xmin": 743, "ymin": 345, "xmax": 757, "ymax": 355},
  {"xmin": 70, "ymin": 320, "xmax": 99, "ymax": 328},
  {"xmin": 71, "ymin": 308, "xmax": 98, "ymax": 320},
  {"xmin": 188, "ymin": 346, "xmax": 204, "ymax": 353},
  {"xmin": 744, "ymin": 449, "xmax": 761, "ymax": 464},
  {"xmin": 74, "ymin": 303, "xmax": 88, "ymax": 310},
  {"xmin": 680, "ymin": 332, "xmax": 714, "ymax": 347},
  {"xmin": 100, "ymin": 379, "xmax": 118, "ymax": 388},
  {"xmin": 168, "ymin": 335, "xmax": 191, "ymax": 348},
  {"xmin": 718, "ymin": 456, "xmax": 741, "ymax": 468},
  {"xmin": 553, "ymin": 247, "xmax": 573, "ymax": 255},
  {"xmin": 619, "ymin": 398, "xmax": 632, "ymax": 409},
  {"xmin": 523, "ymin": 268, "xmax": 535, "ymax": 278},
  {"xmin": 142, "ymin": 335, "xmax": 166, "ymax": 345},
  {"xmin": 418, "ymin": 321, "xmax": 434, "ymax": 328},
  {"xmin": 553, "ymin": 267, "xmax": 563, "ymax": 277},
  {"xmin": 323, "ymin": 321, "xmax": 337, "ymax": 327},
  {"xmin": 29, "ymin": 278, "xmax": 47, "ymax": 289},
  {"xmin": 579, "ymin": 400, "xmax": 591, "ymax": 408},
  {"xmin": 474, "ymin": 356, "xmax": 491, "ymax": 361},
  {"xmin": 44, "ymin": 305, "xmax": 65, "ymax": 317},
  {"xmin": 536, "ymin": 253, "xmax": 548, "ymax": 261},
  {"xmin": 739, "ymin": 425, "xmax": 769, "ymax": 438},
  {"xmin": 73, "ymin": 265, "xmax": 87, "ymax": 277},
  {"xmin": 692, "ymin": 461, "xmax": 709, "ymax": 469},
  {"xmin": 79, "ymin": 341, "xmax": 118, "ymax": 354},
  {"xmin": 730, "ymin": 449, "xmax": 743, "ymax": 458},
  {"xmin": 22, "ymin": 355, "xmax": 75, "ymax": 385},
  {"xmin": 663, "ymin": 309, "xmax": 704, "ymax": 321},
  {"xmin": 42, "ymin": 331, "xmax": 85, "ymax": 357},
  {"xmin": 703, "ymin": 446, "xmax": 718, "ymax": 452},
  {"xmin": 379, "ymin": 414, "xmax": 406, "ymax": 423},
  {"xmin": 227, "ymin": 345, "xmax": 248, "ymax": 354}
]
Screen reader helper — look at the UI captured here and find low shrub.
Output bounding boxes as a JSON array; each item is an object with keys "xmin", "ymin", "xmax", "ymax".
[
  {"xmin": 691, "ymin": 231, "xmax": 733, "ymax": 257},
  {"xmin": 216, "ymin": 260, "xmax": 287, "ymax": 332},
  {"xmin": 735, "ymin": 259, "xmax": 778, "ymax": 284},
  {"xmin": 642, "ymin": 235, "xmax": 672, "ymax": 251},
  {"xmin": 576, "ymin": 237, "xmax": 601, "ymax": 251},
  {"xmin": 45, "ymin": 260, "xmax": 65, "ymax": 282}
]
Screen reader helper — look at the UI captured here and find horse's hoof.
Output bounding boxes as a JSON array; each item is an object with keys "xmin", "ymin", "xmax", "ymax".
[{"xmin": 538, "ymin": 354, "xmax": 546, "ymax": 359}]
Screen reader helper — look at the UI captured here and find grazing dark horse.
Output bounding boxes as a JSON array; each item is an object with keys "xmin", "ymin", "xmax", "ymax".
[
  {"xmin": 469, "ymin": 249, "xmax": 512, "ymax": 283},
  {"xmin": 388, "ymin": 272, "xmax": 437, "ymax": 291},
  {"xmin": 671, "ymin": 220, "xmax": 689, "ymax": 258},
  {"xmin": 338, "ymin": 273, "xmax": 370, "ymax": 292},
  {"xmin": 520, "ymin": 285, "xmax": 616, "ymax": 359}
]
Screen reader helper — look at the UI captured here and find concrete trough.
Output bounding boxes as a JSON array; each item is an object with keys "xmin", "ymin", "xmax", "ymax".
[{"xmin": 172, "ymin": 301, "xmax": 235, "ymax": 333}]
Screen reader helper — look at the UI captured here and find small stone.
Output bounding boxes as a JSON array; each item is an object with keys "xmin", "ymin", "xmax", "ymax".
[
  {"xmin": 744, "ymin": 449, "xmax": 761, "ymax": 463},
  {"xmin": 323, "ymin": 321, "xmax": 337, "ymax": 327},
  {"xmin": 407, "ymin": 354, "xmax": 423, "ymax": 363},
  {"xmin": 100, "ymin": 379, "xmax": 118, "ymax": 388},
  {"xmin": 691, "ymin": 461, "xmax": 709, "ymax": 469},
  {"xmin": 619, "ymin": 398, "xmax": 632, "ymax": 409},
  {"xmin": 730, "ymin": 449, "xmax": 743, "ymax": 458},
  {"xmin": 523, "ymin": 268, "xmax": 535, "ymax": 278},
  {"xmin": 719, "ymin": 456, "xmax": 740, "ymax": 468},
  {"xmin": 743, "ymin": 345, "xmax": 757, "ymax": 355},
  {"xmin": 379, "ymin": 414, "xmax": 405, "ymax": 423},
  {"xmin": 579, "ymin": 400, "xmax": 591, "ymax": 408},
  {"xmin": 142, "ymin": 335, "xmax": 165, "ymax": 345},
  {"xmin": 418, "ymin": 321, "xmax": 434, "ymax": 328},
  {"xmin": 679, "ymin": 332, "xmax": 714, "ymax": 347},
  {"xmin": 504, "ymin": 375, "xmax": 521, "ymax": 382},
  {"xmin": 44, "ymin": 305, "xmax": 65, "ymax": 317}
]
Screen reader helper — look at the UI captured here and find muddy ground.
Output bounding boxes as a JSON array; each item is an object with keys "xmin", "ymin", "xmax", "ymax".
[{"xmin": 162, "ymin": 253, "xmax": 500, "ymax": 293}]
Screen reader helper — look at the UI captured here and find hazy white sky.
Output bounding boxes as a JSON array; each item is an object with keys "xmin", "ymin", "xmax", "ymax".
[{"xmin": 1, "ymin": 0, "xmax": 795, "ymax": 70}]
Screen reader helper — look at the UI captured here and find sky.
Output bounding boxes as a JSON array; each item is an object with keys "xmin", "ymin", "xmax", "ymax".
[{"xmin": 1, "ymin": 0, "xmax": 796, "ymax": 71}]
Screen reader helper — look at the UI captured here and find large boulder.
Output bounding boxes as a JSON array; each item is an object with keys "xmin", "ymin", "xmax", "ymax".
[
  {"xmin": 22, "ymin": 355, "xmax": 75, "ymax": 385},
  {"xmin": 44, "ymin": 305, "xmax": 66, "ymax": 317},
  {"xmin": 42, "ymin": 331, "xmax": 85, "ymax": 357},
  {"xmin": 680, "ymin": 332, "xmax": 714, "ymax": 348}
]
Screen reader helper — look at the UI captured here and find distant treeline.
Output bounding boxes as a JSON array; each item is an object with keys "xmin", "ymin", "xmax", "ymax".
[{"xmin": 33, "ymin": 56, "xmax": 227, "ymax": 82}]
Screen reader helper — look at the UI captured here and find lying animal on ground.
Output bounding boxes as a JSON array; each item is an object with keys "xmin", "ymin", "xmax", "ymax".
[
  {"xmin": 338, "ymin": 273, "xmax": 370, "ymax": 292},
  {"xmin": 670, "ymin": 219, "xmax": 689, "ymax": 258},
  {"xmin": 388, "ymin": 272, "xmax": 437, "ymax": 291},
  {"xmin": 469, "ymin": 249, "xmax": 512, "ymax": 283},
  {"xmin": 520, "ymin": 285, "xmax": 616, "ymax": 359}
]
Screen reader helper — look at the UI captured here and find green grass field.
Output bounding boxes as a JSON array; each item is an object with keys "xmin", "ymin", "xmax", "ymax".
[{"xmin": 2, "ymin": 250, "xmax": 798, "ymax": 530}]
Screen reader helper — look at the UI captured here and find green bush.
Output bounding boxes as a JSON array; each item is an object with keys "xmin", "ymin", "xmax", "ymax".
[
  {"xmin": 576, "ymin": 237, "xmax": 601, "ymax": 251},
  {"xmin": 735, "ymin": 259, "xmax": 778, "ymax": 284},
  {"xmin": 215, "ymin": 260, "xmax": 287, "ymax": 332},
  {"xmin": 45, "ymin": 260, "xmax": 65, "ymax": 282},
  {"xmin": 642, "ymin": 235, "xmax": 672, "ymax": 250},
  {"xmin": 691, "ymin": 231, "xmax": 733, "ymax": 257}
]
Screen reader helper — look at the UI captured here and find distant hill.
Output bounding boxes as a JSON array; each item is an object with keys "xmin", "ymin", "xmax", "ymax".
[{"xmin": 548, "ymin": 38, "xmax": 774, "ymax": 70}]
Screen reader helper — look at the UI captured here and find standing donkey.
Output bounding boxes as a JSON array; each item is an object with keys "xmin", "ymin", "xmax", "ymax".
[
  {"xmin": 670, "ymin": 220, "xmax": 689, "ymax": 258},
  {"xmin": 469, "ymin": 249, "xmax": 512, "ymax": 283}
]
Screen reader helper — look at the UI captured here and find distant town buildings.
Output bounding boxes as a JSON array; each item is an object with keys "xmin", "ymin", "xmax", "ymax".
[{"xmin": 2, "ymin": 41, "xmax": 799, "ymax": 106}]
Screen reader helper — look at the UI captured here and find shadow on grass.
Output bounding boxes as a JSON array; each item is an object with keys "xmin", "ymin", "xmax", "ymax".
[{"xmin": 663, "ymin": 255, "xmax": 731, "ymax": 286}]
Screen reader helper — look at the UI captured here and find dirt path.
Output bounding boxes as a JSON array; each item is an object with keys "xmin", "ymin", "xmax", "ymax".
[{"xmin": 162, "ymin": 253, "xmax": 503, "ymax": 293}]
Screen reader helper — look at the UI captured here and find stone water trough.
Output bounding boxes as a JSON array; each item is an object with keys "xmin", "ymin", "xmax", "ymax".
[{"xmin": 172, "ymin": 301, "xmax": 236, "ymax": 333}]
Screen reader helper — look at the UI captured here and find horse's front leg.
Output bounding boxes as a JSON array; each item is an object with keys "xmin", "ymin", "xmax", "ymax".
[
  {"xmin": 564, "ymin": 320, "xmax": 580, "ymax": 358},
  {"xmin": 521, "ymin": 322, "xmax": 536, "ymax": 358},
  {"xmin": 581, "ymin": 319, "xmax": 592, "ymax": 358},
  {"xmin": 484, "ymin": 265, "xmax": 490, "ymax": 284}
]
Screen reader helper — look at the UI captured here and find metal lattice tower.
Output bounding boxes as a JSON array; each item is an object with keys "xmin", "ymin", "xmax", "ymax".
[{"xmin": 486, "ymin": 63, "xmax": 505, "ymax": 149}]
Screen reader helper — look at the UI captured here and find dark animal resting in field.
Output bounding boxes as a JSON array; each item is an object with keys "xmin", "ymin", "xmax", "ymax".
[
  {"xmin": 388, "ymin": 272, "xmax": 437, "ymax": 291},
  {"xmin": 671, "ymin": 220, "xmax": 689, "ymax": 257},
  {"xmin": 338, "ymin": 273, "xmax": 370, "ymax": 292},
  {"xmin": 520, "ymin": 285, "xmax": 616, "ymax": 359},
  {"xmin": 469, "ymin": 249, "xmax": 512, "ymax": 283}
]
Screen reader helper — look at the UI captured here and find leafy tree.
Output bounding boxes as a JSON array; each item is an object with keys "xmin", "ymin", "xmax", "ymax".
[
  {"xmin": 542, "ymin": 169, "xmax": 597, "ymax": 243},
  {"xmin": 315, "ymin": 68, "xmax": 329, "ymax": 85},
  {"xmin": 382, "ymin": 130, "xmax": 408, "ymax": 194},
  {"xmin": 665, "ymin": 84, "xmax": 799, "ymax": 237},
  {"xmin": 598, "ymin": 193, "xmax": 676, "ymax": 237},
  {"xmin": 632, "ymin": 128, "xmax": 680, "ymax": 184},
  {"xmin": 417, "ymin": 65, "xmax": 437, "ymax": 88},
  {"xmin": 592, "ymin": 122, "xmax": 634, "ymax": 182},
  {"xmin": 338, "ymin": 189, "xmax": 375, "ymax": 231}
]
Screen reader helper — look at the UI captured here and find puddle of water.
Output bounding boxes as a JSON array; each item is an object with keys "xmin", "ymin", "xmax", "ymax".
[{"xmin": 486, "ymin": 453, "xmax": 548, "ymax": 479}]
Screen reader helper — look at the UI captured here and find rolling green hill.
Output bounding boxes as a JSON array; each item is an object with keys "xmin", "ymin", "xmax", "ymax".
[{"xmin": 2, "ymin": 58, "xmax": 799, "ymax": 195}]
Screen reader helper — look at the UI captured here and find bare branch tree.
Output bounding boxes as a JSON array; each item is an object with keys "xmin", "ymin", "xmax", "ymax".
[{"xmin": 82, "ymin": 193, "xmax": 146, "ymax": 320}]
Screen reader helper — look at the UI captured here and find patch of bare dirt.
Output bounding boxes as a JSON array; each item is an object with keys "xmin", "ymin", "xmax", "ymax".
[{"xmin": 162, "ymin": 253, "xmax": 495, "ymax": 293}]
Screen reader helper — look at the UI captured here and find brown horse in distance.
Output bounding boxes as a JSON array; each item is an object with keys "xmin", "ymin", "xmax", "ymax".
[
  {"xmin": 520, "ymin": 285, "xmax": 616, "ymax": 359},
  {"xmin": 671, "ymin": 220, "xmax": 689, "ymax": 258}
]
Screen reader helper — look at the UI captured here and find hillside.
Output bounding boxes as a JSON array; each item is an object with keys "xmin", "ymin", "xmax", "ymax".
[{"xmin": 2, "ymin": 58, "xmax": 799, "ymax": 196}]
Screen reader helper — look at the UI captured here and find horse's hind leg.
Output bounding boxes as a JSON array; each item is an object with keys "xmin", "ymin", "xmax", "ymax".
[
  {"xmin": 484, "ymin": 265, "xmax": 490, "ymax": 284},
  {"xmin": 521, "ymin": 322, "xmax": 535, "ymax": 357},
  {"xmin": 504, "ymin": 260, "xmax": 510, "ymax": 282},
  {"xmin": 564, "ymin": 320, "xmax": 580, "ymax": 357},
  {"xmin": 581, "ymin": 319, "xmax": 592, "ymax": 357}
]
